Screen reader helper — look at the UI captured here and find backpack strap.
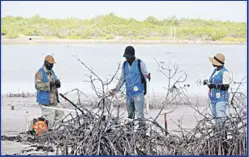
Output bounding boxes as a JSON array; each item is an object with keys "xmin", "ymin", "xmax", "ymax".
[{"xmin": 138, "ymin": 59, "xmax": 147, "ymax": 95}]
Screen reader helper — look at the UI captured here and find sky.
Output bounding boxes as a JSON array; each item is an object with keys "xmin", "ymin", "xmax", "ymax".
[{"xmin": 1, "ymin": 1, "xmax": 247, "ymax": 22}]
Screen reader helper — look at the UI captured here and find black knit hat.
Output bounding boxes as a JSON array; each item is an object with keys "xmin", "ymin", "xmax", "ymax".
[{"xmin": 123, "ymin": 46, "xmax": 135, "ymax": 58}]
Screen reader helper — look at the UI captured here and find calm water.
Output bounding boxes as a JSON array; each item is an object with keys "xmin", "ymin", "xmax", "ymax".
[{"xmin": 1, "ymin": 44, "xmax": 247, "ymax": 98}]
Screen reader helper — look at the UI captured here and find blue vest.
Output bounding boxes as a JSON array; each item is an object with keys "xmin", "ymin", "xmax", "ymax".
[
  {"xmin": 124, "ymin": 60, "xmax": 144, "ymax": 97},
  {"xmin": 36, "ymin": 67, "xmax": 57, "ymax": 105},
  {"xmin": 208, "ymin": 67, "xmax": 229, "ymax": 104}
]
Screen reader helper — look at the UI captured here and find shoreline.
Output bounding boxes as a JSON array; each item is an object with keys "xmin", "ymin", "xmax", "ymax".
[{"xmin": 1, "ymin": 38, "xmax": 246, "ymax": 45}]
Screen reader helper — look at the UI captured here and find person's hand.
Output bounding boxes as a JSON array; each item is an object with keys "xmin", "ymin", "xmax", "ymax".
[
  {"xmin": 146, "ymin": 73, "xmax": 151, "ymax": 81},
  {"xmin": 203, "ymin": 79, "xmax": 208, "ymax": 85},
  {"xmin": 109, "ymin": 89, "xmax": 117, "ymax": 96},
  {"xmin": 50, "ymin": 81, "xmax": 56, "ymax": 88},
  {"xmin": 55, "ymin": 79, "xmax": 61, "ymax": 88}
]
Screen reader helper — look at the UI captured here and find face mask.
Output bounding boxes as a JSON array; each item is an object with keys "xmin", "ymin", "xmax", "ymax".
[
  {"xmin": 126, "ymin": 57, "xmax": 135, "ymax": 64},
  {"xmin": 44, "ymin": 61, "xmax": 54, "ymax": 70}
]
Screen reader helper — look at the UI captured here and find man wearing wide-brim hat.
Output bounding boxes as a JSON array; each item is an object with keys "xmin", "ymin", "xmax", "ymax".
[
  {"xmin": 203, "ymin": 53, "xmax": 231, "ymax": 128},
  {"xmin": 34, "ymin": 55, "xmax": 64, "ymax": 130}
]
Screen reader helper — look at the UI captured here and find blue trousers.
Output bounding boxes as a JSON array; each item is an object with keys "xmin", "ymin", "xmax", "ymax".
[
  {"xmin": 126, "ymin": 93, "xmax": 144, "ymax": 120},
  {"xmin": 211, "ymin": 100, "xmax": 228, "ymax": 128}
]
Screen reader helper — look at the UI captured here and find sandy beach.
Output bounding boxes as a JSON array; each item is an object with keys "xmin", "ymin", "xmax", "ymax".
[{"xmin": 1, "ymin": 95, "xmax": 210, "ymax": 155}]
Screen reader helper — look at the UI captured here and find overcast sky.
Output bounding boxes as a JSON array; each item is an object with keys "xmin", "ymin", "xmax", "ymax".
[{"xmin": 1, "ymin": 1, "xmax": 247, "ymax": 22}]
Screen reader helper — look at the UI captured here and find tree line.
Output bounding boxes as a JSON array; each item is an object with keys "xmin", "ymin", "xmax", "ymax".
[{"xmin": 1, "ymin": 13, "xmax": 246, "ymax": 42}]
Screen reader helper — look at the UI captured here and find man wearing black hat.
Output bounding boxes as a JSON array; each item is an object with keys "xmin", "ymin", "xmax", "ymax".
[{"xmin": 111, "ymin": 46, "xmax": 151, "ymax": 131}]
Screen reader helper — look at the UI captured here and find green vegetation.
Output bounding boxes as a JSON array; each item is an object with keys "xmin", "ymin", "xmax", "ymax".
[{"xmin": 1, "ymin": 13, "xmax": 246, "ymax": 42}]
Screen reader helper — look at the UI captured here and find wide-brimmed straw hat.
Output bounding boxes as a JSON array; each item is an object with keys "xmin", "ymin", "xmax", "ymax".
[{"xmin": 209, "ymin": 53, "xmax": 225, "ymax": 66}]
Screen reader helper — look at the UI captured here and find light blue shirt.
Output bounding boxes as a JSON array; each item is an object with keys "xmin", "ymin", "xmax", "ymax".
[{"xmin": 115, "ymin": 58, "xmax": 148, "ymax": 91}]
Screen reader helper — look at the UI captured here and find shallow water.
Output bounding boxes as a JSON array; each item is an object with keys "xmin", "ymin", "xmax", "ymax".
[{"xmin": 2, "ymin": 44, "xmax": 247, "ymax": 99}]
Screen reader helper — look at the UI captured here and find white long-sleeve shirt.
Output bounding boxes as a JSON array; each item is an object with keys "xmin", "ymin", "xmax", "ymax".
[
  {"xmin": 211, "ymin": 70, "xmax": 231, "ymax": 85},
  {"xmin": 115, "ymin": 58, "xmax": 148, "ymax": 91}
]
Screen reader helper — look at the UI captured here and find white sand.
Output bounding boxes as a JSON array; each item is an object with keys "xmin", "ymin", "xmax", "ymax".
[{"xmin": 1, "ymin": 96, "xmax": 210, "ymax": 155}]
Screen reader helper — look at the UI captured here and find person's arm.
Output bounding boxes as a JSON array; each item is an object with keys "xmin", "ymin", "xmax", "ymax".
[
  {"xmin": 35, "ymin": 71, "xmax": 50, "ymax": 91},
  {"xmin": 208, "ymin": 84, "xmax": 229, "ymax": 90},
  {"xmin": 115, "ymin": 65, "xmax": 125, "ymax": 91},
  {"xmin": 222, "ymin": 71, "xmax": 231, "ymax": 85},
  {"xmin": 140, "ymin": 61, "xmax": 150, "ymax": 81},
  {"xmin": 208, "ymin": 71, "xmax": 230, "ymax": 90}
]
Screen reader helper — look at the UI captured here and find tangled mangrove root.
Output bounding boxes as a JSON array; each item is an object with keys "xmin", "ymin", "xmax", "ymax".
[
  {"xmin": 3, "ymin": 86, "xmax": 246, "ymax": 155},
  {"xmin": 2, "ymin": 60, "xmax": 246, "ymax": 155},
  {"xmin": 2, "ymin": 98, "xmax": 246, "ymax": 155}
]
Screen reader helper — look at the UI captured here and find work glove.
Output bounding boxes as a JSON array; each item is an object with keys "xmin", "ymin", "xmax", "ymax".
[
  {"xmin": 208, "ymin": 84, "xmax": 216, "ymax": 89},
  {"xmin": 203, "ymin": 79, "xmax": 209, "ymax": 85},
  {"xmin": 55, "ymin": 79, "xmax": 61, "ymax": 88}
]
